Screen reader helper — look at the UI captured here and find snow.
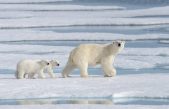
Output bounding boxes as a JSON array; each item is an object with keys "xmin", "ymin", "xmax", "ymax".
[
  {"xmin": 109, "ymin": 6, "xmax": 169, "ymax": 18},
  {"xmin": 0, "ymin": 0, "xmax": 168, "ymax": 108},
  {"xmin": 160, "ymin": 40, "xmax": 169, "ymax": 44},
  {"xmin": 1, "ymin": 6, "xmax": 169, "ymax": 19},
  {"xmin": 164, "ymin": 66, "xmax": 169, "ymax": 69},
  {"xmin": 116, "ymin": 47, "xmax": 169, "ymax": 69},
  {"xmin": 0, "ymin": 73, "xmax": 168, "ymax": 99},
  {"xmin": 0, "ymin": 30, "xmax": 168, "ymax": 41},
  {"xmin": 117, "ymin": 55, "xmax": 169, "ymax": 69},
  {"xmin": 0, "ymin": 0, "xmax": 72, "ymax": 3},
  {"xmin": 0, "ymin": 73, "xmax": 169, "ymax": 109},
  {"xmin": 0, "ymin": 4, "xmax": 125, "ymax": 11},
  {"xmin": 0, "ymin": 5, "xmax": 169, "ymax": 29},
  {"xmin": 122, "ymin": 47, "xmax": 169, "ymax": 56},
  {"xmin": 0, "ymin": 17, "xmax": 169, "ymax": 28}
]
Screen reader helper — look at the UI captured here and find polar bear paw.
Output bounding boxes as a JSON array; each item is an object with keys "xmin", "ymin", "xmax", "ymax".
[{"xmin": 80, "ymin": 73, "xmax": 88, "ymax": 78}]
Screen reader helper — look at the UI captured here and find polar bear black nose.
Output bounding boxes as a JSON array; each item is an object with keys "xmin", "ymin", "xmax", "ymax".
[
  {"xmin": 47, "ymin": 63, "xmax": 50, "ymax": 65},
  {"xmin": 118, "ymin": 43, "xmax": 121, "ymax": 47},
  {"xmin": 57, "ymin": 64, "xmax": 60, "ymax": 66}
]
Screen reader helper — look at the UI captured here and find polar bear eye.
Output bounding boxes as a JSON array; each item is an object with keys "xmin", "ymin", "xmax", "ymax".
[{"xmin": 118, "ymin": 43, "xmax": 121, "ymax": 47}]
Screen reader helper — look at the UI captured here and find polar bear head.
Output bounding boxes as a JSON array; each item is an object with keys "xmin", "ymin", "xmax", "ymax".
[
  {"xmin": 49, "ymin": 60, "xmax": 60, "ymax": 67},
  {"xmin": 38, "ymin": 60, "xmax": 50, "ymax": 67},
  {"xmin": 107, "ymin": 40, "xmax": 125, "ymax": 55}
]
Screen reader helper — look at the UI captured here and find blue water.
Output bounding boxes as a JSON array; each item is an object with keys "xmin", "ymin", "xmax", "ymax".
[{"xmin": 1, "ymin": 96, "xmax": 169, "ymax": 105}]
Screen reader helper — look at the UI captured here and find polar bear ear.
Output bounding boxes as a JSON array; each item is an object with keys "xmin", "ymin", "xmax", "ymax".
[
  {"xmin": 122, "ymin": 40, "xmax": 126, "ymax": 44},
  {"xmin": 119, "ymin": 40, "xmax": 125, "ymax": 43}
]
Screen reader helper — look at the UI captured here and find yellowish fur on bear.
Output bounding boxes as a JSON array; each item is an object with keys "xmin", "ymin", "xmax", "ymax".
[{"xmin": 62, "ymin": 41, "xmax": 125, "ymax": 78}]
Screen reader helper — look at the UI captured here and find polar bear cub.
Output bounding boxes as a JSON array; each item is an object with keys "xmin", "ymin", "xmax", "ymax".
[
  {"xmin": 62, "ymin": 40, "xmax": 125, "ymax": 78},
  {"xmin": 45, "ymin": 60, "xmax": 60, "ymax": 78},
  {"xmin": 28, "ymin": 60, "xmax": 60, "ymax": 79},
  {"xmin": 16, "ymin": 59, "xmax": 49, "ymax": 79}
]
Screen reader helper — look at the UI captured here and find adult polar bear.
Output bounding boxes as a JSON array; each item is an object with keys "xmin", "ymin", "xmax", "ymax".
[{"xmin": 62, "ymin": 41, "xmax": 125, "ymax": 78}]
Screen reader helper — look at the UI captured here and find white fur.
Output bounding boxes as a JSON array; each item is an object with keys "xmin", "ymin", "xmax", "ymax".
[
  {"xmin": 44, "ymin": 60, "xmax": 59, "ymax": 78},
  {"xmin": 15, "ymin": 59, "xmax": 49, "ymax": 79},
  {"xmin": 26, "ymin": 60, "xmax": 59, "ymax": 79},
  {"xmin": 62, "ymin": 41, "xmax": 125, "ymax": 78}
]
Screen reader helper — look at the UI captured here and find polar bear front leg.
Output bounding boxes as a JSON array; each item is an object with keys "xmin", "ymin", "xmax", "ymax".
[
  {"xmin": 78, "ymin": 63, "xmax": 89, "ymax": 78},
  {"xmin": 48, "ymin": 71, "xmax": 56, "ymax": 78},
  {"xmin": 46, "ymin": 67, "xmax": 56, "ymax": 78},
  {"xmin": 38, "ymin": 70, "xmax": 46, "ymax": 79},
  {"xmin": 104, "ymin": 67, "xmax": 116, "ymax": 77},
  {"xmin": 101, "ymin": 56, "xmax": 116, "ymax": 77}
]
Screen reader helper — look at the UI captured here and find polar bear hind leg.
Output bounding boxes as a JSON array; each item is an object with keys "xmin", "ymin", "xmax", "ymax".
[
  {"xmin": 62, "ymin": 62, "xmax": 75, "ymax": 78},
  {"xmin": 28, "ymin": 73, "xmax": 36, "ymax": 79},
  {"xmin": 17, "ymin": 70, "xmax": 25, "ymax": 79}
]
